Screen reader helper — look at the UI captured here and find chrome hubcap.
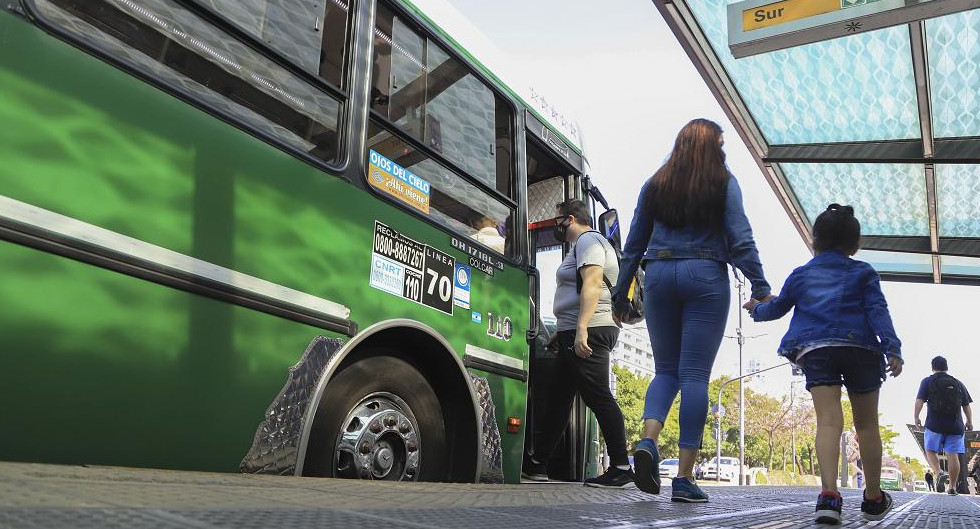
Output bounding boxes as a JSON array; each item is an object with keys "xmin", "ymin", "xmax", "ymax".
[{"xmin": 335, "ymin": 392, "xmax": 420, "ymax": 481}]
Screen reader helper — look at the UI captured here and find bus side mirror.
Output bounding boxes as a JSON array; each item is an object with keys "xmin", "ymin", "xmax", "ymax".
[{"xmin": 597, "ymin": 209, "xmax": 622, "ymax": 251}]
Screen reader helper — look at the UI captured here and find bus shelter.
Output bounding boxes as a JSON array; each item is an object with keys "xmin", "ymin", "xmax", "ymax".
[
  {"xmin": 652, "ymin": 0, "xmax": 980, "ymax": 285},
  {"xmin": 908, "ymin": 425, "xmax": 980, "ymax": 493}
]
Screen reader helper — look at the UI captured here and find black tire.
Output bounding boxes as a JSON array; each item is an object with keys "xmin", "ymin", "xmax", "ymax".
[{"xmin": 303, "ymin": 353, "xmax": 448, "ymax": 481}]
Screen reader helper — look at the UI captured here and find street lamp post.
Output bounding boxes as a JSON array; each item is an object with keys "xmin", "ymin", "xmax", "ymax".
[
  {"xmin": 717, "ymin": 273, "xmax": 772, "ymax": 485},
  {"xmin": 729, "ymin": 275, "xmax": 766, "ymax": 486},
  {"xmin": 789, "ymin": 380, "xmax": 802, "ymax": 476},
  {"xmin": 714, "ymin": 361, "xmax": 790, "ymax": 483}
]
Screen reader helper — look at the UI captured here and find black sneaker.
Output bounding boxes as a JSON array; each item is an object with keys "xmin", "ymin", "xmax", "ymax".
[
  {"xmin": 584, "ymin": 466, "xmax": 636, "ymax": 488},
  {"xmin": 861, "ymin": 490, "xmax": 893, "ymax": 520},
  {"xmin": 633, "ymin": 438, "xmax": 661, "ymax": 494},
  {"xmin": 521, "ymin": 458, "xmax": 548, "ymax": 482},
  {"xmin": 948, "ymin": 487, "xmax": 958, "ymax": 496},
  {"xmin": 814, "ymin": 491, "xmax": 843, "ymax": 525}
]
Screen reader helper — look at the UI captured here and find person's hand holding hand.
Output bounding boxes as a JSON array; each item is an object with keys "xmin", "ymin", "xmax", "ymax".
[
  {"xmin": 886, "ymin": 356, "xmax": 903, "ymax": 378},
  {"xmin": 743, "ymin": 295, "xmax": 775, "ymax": 314}
]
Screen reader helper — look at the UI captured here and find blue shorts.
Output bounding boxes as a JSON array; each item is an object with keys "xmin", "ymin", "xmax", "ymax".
[
  {"xmin": 923, "ymin": 428, "xmax": 966, "ymax": 454},
  {"xmin": 797, "ymin": 346, "xmax": 885, "ymax": 394}
]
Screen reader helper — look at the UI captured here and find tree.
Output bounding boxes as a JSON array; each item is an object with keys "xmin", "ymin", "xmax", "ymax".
[
  {"xmin": 611, "ymin": 365, "xmax": 650, "ymax": 450},
  {"xmin": 744, "ymin": 391, "xmax": 792, "ymax": 470},
  {"xmin": 879, "ymin": 422, "xmax": 899, "ymax": 455},
  {"xmin": 893, "ymin": 455, "xmax": 926, "ymax": 485},
  {"xmin": 785, "ymin": 400, "xmax": 816, "ymax": 474}
]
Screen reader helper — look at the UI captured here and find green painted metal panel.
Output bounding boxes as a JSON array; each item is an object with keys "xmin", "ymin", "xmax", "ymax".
[{"xmin": 0, "ymin": 8, "xmax": 530, "ymax": 482}]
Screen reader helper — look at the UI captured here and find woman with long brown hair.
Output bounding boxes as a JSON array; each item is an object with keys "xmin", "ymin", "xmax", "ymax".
[{"xmin": 612, "ymin": 119, "xmax": 771, "ymax": 502}]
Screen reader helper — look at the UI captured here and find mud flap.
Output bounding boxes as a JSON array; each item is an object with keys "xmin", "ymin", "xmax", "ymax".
[
  {"xmin": 240, "ymin": 336, "xmax": 345, "ymax": 475},
  {"xmin": 470, "ymin": 373, "xmax": 504, "ymax": 484}
]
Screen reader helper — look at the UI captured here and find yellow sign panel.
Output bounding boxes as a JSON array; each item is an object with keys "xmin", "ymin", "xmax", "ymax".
[
  {"xmin": 743, "ymin": 0, "xmax": 842, "ymax": 32},
  {"xmin": 368, "ymin": 150, "xmax": 431, "ymax": 214}
]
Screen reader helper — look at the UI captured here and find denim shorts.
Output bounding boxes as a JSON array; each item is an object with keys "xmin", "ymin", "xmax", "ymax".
[
  {"xmin": 923, "ymin": 428, "xmax": 966, "ymax": 454},
  {"xmin": 797, "ymin": 346, "xmax": 885, "ymax": 394}
]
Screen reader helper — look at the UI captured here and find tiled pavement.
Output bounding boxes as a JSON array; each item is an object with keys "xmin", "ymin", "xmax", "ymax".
[{"xmin": 1, "ymin": 462, "xmax": 978, "ymax": 528}]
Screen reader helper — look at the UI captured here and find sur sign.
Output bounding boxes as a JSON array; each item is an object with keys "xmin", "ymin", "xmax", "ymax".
[{"xmin": 728, "ymin": 0, "xmax": 980, "ymax": 59}]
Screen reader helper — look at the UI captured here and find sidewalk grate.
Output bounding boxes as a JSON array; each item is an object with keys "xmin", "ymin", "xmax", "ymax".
[{"xmin": 2, "ymin": 462, "xmax": 980, "ymax": 529}]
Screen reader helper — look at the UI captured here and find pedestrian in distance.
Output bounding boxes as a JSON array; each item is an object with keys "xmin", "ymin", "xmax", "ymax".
[
  {"xmin": 968, "ymin": 453, "xmax": 980, "ymax": 495},
  {"xmin": 612, "ymin": 118, "xmax": 772, "ymax": 503},
  {"xmin": 924, "ymin": 469, "xmax": 935, "ymax": 492},
  {"xmin": 521, "ymin": 199, "xmax": 635, "ymax": 488},
  {"xmin": 745, "ymin": 204, "xmax": 903, "ymax": 524},
  {"xmin": 914, "ymin": 355, "xmax": 974, "ymax": 495},
  {"xmin": 968, "ymin": 452, "xmax": 980, "ymax": 494}
]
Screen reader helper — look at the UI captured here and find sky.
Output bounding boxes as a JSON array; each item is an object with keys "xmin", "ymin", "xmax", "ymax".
[{"xmin": 441, "ymin": 0, "xmax": 979, "ymax": 460}]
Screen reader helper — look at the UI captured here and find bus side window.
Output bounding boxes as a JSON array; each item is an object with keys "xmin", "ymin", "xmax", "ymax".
[
  {"xmin": 370, "ymin": 1, "xmax": 514, "ymax": 199},
  {"xmin": 35, "ymin": 0, "xmax": 349, "ymax": 166},
  {"xmin": 367, "ymin": 120, "xmax": 514, "ymax": 258},
  {"xmin": 200, "ymin": 0, "xmax": 351, "ymax": 89}
]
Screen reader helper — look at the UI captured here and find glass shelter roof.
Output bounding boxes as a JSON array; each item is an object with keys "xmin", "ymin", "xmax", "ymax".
[{"xmin": 653, "ymin": 0, "xmax": 980, "ymax": 284}]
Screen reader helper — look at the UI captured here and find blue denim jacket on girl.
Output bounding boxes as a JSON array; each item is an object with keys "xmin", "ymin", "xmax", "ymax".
[
  {"xmin": 750, "ymin": 250, "xmax": 902, "ymax": 361},
  {"xmin": 613, "ymin": 174, "xmax": 771, "ymax": 307}
]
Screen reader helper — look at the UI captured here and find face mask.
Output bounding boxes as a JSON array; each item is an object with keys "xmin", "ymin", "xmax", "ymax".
[{"xmin": 553, "ymin": 216, "xmax": 569, "ymax": 242}]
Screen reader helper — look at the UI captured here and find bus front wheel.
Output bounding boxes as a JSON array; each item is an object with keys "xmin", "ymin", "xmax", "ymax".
[{"xmin": 303, "ymin": 354, "xmax": 448, "ymax": 481}]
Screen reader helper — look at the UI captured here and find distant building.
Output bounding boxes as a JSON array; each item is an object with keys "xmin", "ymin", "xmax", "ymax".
[{"xmin": 610, "ymin": 327, "xmax": 654, "ymax": 393}]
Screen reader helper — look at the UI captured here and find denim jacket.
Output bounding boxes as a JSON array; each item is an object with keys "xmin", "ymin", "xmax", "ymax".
[
  {"xmin": 612, "ymin": 174, "xmax": 771, "ymax": 308},
  {"xmin": 751, "ymin": 250, "xmax": 902, "ymax": 360}
]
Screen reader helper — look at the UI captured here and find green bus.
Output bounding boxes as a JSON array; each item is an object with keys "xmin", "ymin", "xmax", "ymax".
[
  {"xmin": 880, "ymin": 466, "xmax": 904, "ymax": 491},
  {"xmin": 0, "ymin": 0, "xmax": 616, "ymax": 484}
]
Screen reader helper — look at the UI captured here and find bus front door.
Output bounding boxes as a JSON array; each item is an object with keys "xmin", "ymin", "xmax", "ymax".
[{"xmin": 522, "ymin": 141, "xmax": 595, "ymax": 482}]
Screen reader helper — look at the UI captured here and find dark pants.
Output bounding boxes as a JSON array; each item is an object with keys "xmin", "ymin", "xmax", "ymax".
[
  {"xmin": 534, "ymin": 326, "xmax": 629, "ymax": 467},
  {"xmin": 926, "ymin": 477, "xmax": 934, "ymax": 491}
]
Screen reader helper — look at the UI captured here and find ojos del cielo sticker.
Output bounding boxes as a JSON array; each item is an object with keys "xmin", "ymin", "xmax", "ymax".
[
  {"xmin": 453, "ymin": 264, "xmax": 471, "ymax": 309},
  {"xmin": 368, "ymin": 150, "xmax": 431, "ymax": 214},
  {"xmin": 370, "ymin": 221, "xmax": 454, "ymax": 315}
]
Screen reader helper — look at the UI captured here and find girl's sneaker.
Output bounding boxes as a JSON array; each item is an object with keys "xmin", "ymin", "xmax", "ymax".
[
  {"xmin": 633, "ymin": 438, "xmax": 661, "ymax": 494},
  {"xmin": 670, "ymin": 477, "xmax": 709, "ymax": 503},
  {"xmin": 861, "ymin": 490, "xmax": 893, "ymax": 520},
  {"xmin": 814, "ymin": 491, "xmax": 843, "ymax": 525}
]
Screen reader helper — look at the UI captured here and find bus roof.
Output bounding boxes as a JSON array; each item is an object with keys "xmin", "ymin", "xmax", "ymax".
[{"xmin": 396, "ymin": 0, "xmax": 584, "ymax": 155}]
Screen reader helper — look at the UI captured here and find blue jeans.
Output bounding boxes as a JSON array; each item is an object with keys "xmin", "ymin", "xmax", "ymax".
[{"xmin": 642, "ymin": 259, "xmax": 730, "ymax": 449}]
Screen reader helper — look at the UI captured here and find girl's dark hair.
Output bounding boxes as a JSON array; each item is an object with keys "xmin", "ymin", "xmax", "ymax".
[
  {"xmin": 812, "ymin": 204, "xmax": 861, "ymax": 253},
  {"xmin": 641, "ymin": 119, "xmax": 729, "ymax": 229}
]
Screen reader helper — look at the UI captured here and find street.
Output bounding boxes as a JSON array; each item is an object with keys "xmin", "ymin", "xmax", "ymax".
[{"xmin": 1, "ymin": 462, "xmax": 978, "ymax": 528}]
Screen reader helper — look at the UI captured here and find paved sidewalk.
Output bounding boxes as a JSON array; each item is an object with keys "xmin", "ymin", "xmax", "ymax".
[{"xmin": 1, "ymin": 462, "xmax": 979, "ymax": 528}]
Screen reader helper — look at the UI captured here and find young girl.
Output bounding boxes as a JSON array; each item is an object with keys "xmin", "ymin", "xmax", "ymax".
[{"xmin": 745, "ymin": 204, "xmax": 903, "ymax": 525}]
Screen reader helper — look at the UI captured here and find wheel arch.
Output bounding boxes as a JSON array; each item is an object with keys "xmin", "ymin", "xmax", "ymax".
[{"xmin": 295, "ymin": 319, "xmax": 482, "ymax": 483}]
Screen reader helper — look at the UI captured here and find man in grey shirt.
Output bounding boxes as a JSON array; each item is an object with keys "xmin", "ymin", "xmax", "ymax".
[{"xmin": 522, "ymin": 199, "xmax": 634, "ymax": 488}]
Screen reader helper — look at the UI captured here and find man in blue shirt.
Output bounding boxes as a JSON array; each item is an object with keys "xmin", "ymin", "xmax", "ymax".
[{"xmin": 914, "ymin": 356, "xmax": 974, "ymax": 495}]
